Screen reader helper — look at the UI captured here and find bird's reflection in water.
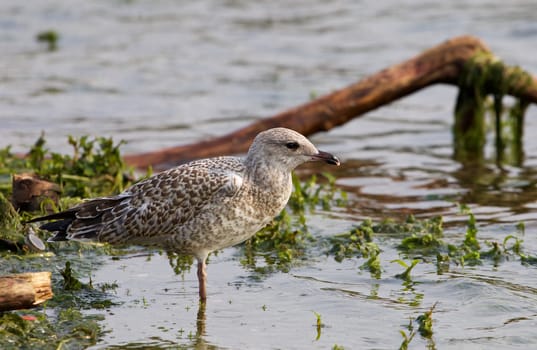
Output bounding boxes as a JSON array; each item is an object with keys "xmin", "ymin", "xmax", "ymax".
[
  {"xmin": 196, "ymin": 301, "xmax": 207, "ymax": 338},
  {"xmin": 188, "ymin": 301, "xmax": 226, "ymax": 350}
]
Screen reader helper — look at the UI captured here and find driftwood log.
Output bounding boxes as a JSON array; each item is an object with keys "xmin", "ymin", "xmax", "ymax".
[
  {"xmin": 123, "ymin": 35, "xmax": 537, "ymax": 170},
  {"xmin": 0, "ymin": 272, "xmax": 53, "ymax": 311},
  {"xmin": 11, "ymin": 174, "xmax": 60, "ymax": 213}
]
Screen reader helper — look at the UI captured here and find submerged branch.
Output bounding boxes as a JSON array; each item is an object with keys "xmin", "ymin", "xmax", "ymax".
[{"xmin": 118, "ymin": 36, "xmax": 534, "ymax": 169}]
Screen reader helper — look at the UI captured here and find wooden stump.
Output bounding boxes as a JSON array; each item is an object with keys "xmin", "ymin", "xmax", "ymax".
[
  {"xmin": 0, "ymin": 272, "xmax": 53, "ymax": 311},
  {"xmin": 11, "ymin": 174, "xmax": 60, "ymax": 212}
]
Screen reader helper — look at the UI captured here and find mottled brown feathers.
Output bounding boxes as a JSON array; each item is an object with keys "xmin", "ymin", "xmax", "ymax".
[{"xmin": 31, "ymin": 128, "xmax": 339, "ymax": 262}]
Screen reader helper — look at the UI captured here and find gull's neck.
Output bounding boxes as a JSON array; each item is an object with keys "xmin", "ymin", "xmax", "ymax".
[{"xmin": 244, "ymin": 156, "xmax": 292, "ymax": 190}]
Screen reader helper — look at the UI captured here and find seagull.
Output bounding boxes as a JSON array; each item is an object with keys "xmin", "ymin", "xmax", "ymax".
[{"xmin": 28, "ymin": 128, "xmax": 340, "ymax": 301}]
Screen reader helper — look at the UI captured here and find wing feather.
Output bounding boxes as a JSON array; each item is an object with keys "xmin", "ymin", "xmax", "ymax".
[{"xmin": 35, "ymin": 158, "xmax": 245, "ymax": 246}]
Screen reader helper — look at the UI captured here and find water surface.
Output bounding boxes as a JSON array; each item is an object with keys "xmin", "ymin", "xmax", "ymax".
[{"xmin": 2, "ymin": 1, "xmax": 537, "ymax": 349}]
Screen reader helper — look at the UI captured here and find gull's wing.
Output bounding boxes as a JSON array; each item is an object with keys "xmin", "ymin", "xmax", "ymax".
[{"xmin": 35, "ymin": 158, "xmax": 245, "ymax": 245}]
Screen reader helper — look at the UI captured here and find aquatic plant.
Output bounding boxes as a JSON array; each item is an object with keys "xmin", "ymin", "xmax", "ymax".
[
  {"xmin": 398, "ymin": 303, "xmax": 437, "ymax": 350},
  {"xmin": 416, "ymin": 302, "xmax": 437, "ymax": 338},
  {"xmin": 392, "ymin": 259, "xmax": 420, "ymax": 282},
  {"xmin": 0, "ymin": 309, "xmax": 102, "ymax": 349},
  {"xmin": 0, "ymin": 134, "xmax": 133, "ymax": 200},
  {"xmin": 398, "ymin": 318, "xmax": 416, "ymax": 350},
  {"xmin": 60, "ymin": 261, "xmax": 85, "ymax": 291},
  {"xmin": 377, "ymin": 215, "xmax": 443, "ymax": 236},
  {"xmin": 313, "ymin": 311, "xmax": 323, "ymax": 341},
  {"xmin": 328, "ymin": 206, "xmax": 527, "ymax": 278},
  {"xmin": 36, "ymin": 30, "xmax": 59, "ymax": 51},
  {"xmin": 0, "ymin": 192, "xmax": 23, "ymax": 246},
  {"xmin": 166, "ymin": 251, "xmax": 195, "ymax": 278},
  {"xmin": 241, "ymin": 173, "xmax": 346, "ymax": 274},
  {"xmin": 327, "ymin": 219, "xmax": 382, "ymax": 277},
  {"xmin": 2, "ymin": 133, "xmax": 537, "ymax": 348}
]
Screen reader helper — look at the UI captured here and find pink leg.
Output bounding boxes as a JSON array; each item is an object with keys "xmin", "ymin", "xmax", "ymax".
[{"xmin": 197, "ymin": 259, "xmax": 207, "ymax": 302}]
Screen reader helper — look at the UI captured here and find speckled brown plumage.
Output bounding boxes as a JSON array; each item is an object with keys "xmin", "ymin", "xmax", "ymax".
[{"xmin": 30, "ymin": 127, "xmax": 340, "ymax": 301}]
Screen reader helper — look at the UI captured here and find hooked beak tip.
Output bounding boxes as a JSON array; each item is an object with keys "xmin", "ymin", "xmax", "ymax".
[{"xmin": 312, "ymin": 150, "xmax": 340, "ymax": 166}]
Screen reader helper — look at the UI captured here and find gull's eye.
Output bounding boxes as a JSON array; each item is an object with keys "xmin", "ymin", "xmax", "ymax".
[{"xmin": 285, "ymin": 141, "xmax": 299, "ymax": 150}]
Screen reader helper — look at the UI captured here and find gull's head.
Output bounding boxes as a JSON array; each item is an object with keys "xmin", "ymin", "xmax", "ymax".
[{"xmin": 246, "ymin": 127, "xmax": 340, "ymax": 171}]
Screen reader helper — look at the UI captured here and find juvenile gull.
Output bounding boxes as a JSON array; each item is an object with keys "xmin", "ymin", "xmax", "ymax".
[{"xmin": 29, "ymin": 128, "xmax": 340, "ymax": 301}]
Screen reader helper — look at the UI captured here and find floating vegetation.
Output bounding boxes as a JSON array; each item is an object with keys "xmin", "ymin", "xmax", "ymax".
[
  {"xmin": 2, "ymin": 133, "xmax": 537, "ymax": 348},
  {"xmin": 0, "ymin": 135, "xmax": 132, "ymax": 348},
  {"xmin": 313, "ymin": 311, "xmax": 323, "ymax": 341},
  {"xmin": 376, "ymin": 214, "xmax": 443, "ymax": 236},
  {"xmin": 240, "ymin": 173, "xmax": 346, "ymax": 274},
  {"xmin": 0, "ymin": 309, "xmax": 102, "ymax": 350},
  {"xmin": 166, "ymin": 251, "xmax": 194, "ymax": 278},
  {"xmin": 398, "ymin": 318, "xmax": 416, "ymax": 350},
  {"xmin": 392, "ymin": 259, "xmax": 420, "ymax": 282},
  {"xmin": 0, "ymin": 134, "xmax": 133, "ymax": 200},
  {"xmin": 328, "ymin": 219, "xmax": 377, "ymax": 262},
  {"xmin": 416, "ymin": 302, "xmax": 437, "ymax": 338},
  {"xmin": 0, "ymin": 192, "xmax": 24, "ymax": 249},
  {"xmin": 327, "ymin": 206, "xmax": 527, "ymax": 275},
  {"xmin": 327, "ymin": 219, "xmax": 382, "ymax": 277},
  {"xmin": 397, "ymin": 303, "xmax": 437, "ymax": 350},
  {"xmin": 60, "ymin": 261, "xmax": 85, "ymax": 291},
  {"xmin": 36, "ymin": 30, "xmax": 59, "ymax": 51}
]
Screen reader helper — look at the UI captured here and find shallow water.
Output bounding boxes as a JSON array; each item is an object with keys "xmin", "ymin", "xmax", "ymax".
[{"xmin": 2, "ymin": 0, "xmax": 537, "ymax": 349}]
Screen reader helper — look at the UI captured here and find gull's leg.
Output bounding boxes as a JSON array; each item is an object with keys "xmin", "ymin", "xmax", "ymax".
[{"xmin": 197, "ymin": 258, "xmax": 207, "ymax": 302}]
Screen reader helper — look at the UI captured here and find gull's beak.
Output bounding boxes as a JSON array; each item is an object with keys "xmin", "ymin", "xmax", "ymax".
[{"xmin": 311, "ymin": 150, "xmax": 340, "ymax": 166}]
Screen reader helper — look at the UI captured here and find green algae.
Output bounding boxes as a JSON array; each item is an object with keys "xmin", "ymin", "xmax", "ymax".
[
  {"xmin": 36, "ymin": 30, "xmax": 59, "ymax": 51},
  {"xmin": 0, "ymin": 309, "xmax": 102, "ymax": 350},
  {"xmin": 240, "ymin": 172, "xmax": 346, "ymax": 274},
  {"xmin": 0, "ymin": 134, "xmax": 133, "ymax": 200},
  {"xmin": 2, "ymin": 133, "xmax": 537, "ymax": 348},
  {"xmin": 454, "ymin": 52, "xmax": 532, "ymax": 164}
]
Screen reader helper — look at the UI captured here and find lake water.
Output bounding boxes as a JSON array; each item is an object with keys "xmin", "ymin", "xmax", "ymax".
[{"xmin": 2, "ymin": 0, "xmax": 537, "ymax": 349}]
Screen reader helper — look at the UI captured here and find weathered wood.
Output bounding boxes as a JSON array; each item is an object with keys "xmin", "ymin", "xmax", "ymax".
[
  {"xmin": 123, "ymin": 35, "xmax": 537, "ymax": 169},
  {"xmin": 0, "ymin": 272, "xmax": 53, "ymax": 311},
  {"xmin": 11, "ymin": 174, "xmax": 60, "ymax": 212}
]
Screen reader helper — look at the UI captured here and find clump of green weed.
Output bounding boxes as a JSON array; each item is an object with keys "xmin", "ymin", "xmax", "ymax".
[
  {"xmin": 454, "ymin": 51, "xmax": 532, "ymax": 164},
  {"xmin": 36, "ymin": 30, "xmax": 59, "ymax": 51},
  {"xmin": 398, "ymin": 317, "xmax": 416, "ymax": 350},
  {"xmin": 0, "ymin": 192, "xmax": 23, "ymax": 244},
  {"xmin": 327, "ymin": 219, "xmax": 382, "ymax": 277},
  {"xmin": 313, "ymin": 311, "xmax": 323, "ymax": 341},
  {"xmin": 398, "ymin": 303, "xmax": 437, "ymax": 350},
  {"xmin": 166, "ymin": 251, "xmax": 195, "ymax": 278},
  {"xmin": 60, "ymin": 261, "xmax": 86, "ymax": 291},
  {"xmin": 328, "ymin": 219, "xmax": 377, "ymax": 262},
  {"xmin": 28, "ymin": 134, "xmax": 131, "ymax": 197},
  {"xmin": 416, "ymin": 302, "xmax": 437, "ymax": 338},
  {"xmin": 395, "ymin": 206, "xmax": 524, "ymax": 269},
  {"xmin": 377, "ymin": 215, "xmax": 444, "ymax": 236},
  {"xmin": 328, "ymin": 207, "xmax": 528, "ymax": 278},
  {"xmin": 0, "ymin": 134, "xmax": 132, "ymax": 200},
  {"xmin": 392, "ymin": 259, "xmax": 421, "ymax": 282},
  {"xmin": 289, "ymin": 172, "xmax": 347, "ymax": 214},
  {"xmin": 326, "ymin": 215, "xmax": 443, "ymax": 278},
  {"xmin": 0, "ymin": 309, "xmax": 103, "ymax": 349},
  {"xmin": 397, "ymin": 216, "xmax": 445, "ymax": 256},
  {"xmin": 242, "ymin": 209, "xmax": 313, "ymax": 274},
  {"xmin": 241, "ymin": 173, "xmax": 346, "ymax": 274}
]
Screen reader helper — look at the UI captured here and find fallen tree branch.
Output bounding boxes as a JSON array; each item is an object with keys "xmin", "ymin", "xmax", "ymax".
[
  {"xmin": 0, "ymin": 272, "xmax": 53, "ymax": 311},
  {"xmin": 123, "ymin": 35, "xmax": 537, "ymax": 169}
]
